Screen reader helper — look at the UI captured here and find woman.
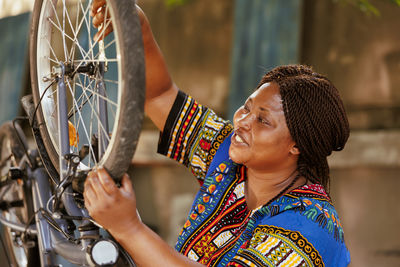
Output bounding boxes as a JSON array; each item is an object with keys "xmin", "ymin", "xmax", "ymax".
[{"xmin": 84, "ymin": 2, "xmax": 351, "ymax": 266}]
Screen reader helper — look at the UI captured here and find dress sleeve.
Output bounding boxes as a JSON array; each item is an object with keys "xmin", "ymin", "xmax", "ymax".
[{"xmin": 157, "ymin": 90, "xmax": 233, "ymax": 184}]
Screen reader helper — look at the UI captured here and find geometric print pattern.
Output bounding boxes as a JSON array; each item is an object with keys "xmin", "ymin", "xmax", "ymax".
[
  {"xmin": 158, "ymin": 90, "xmax": 233, "ymax": 184},
  {"xmin": 228, "ymin": 225, "xmax": 324, "ymax": 267},
  {"xmin": 276, "ymin": 188, "xmax": 345, "ymax": 242},
  {"xmin": 180, "ymin": 164, "xmax": 251, "ymax": 266},
  {"xmin": 286, "ymin": 184, "xmax": 331, "ymax": 202}
]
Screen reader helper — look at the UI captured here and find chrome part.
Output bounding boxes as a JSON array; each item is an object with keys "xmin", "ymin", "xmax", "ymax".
[{"xmin": 88, "ymin": 239, "xmax": 119, "ymax": 266}]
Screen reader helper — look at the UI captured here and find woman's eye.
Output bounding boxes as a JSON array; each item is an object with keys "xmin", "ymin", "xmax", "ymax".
[{"xmin": 258, "ymin": 117, "xmax": 270, "ymax": 125}]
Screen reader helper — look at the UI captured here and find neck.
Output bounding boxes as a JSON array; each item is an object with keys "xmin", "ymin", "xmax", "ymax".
[{"xmin": 245, "ymin": 166, "xmax": 304, "ymax": 210}]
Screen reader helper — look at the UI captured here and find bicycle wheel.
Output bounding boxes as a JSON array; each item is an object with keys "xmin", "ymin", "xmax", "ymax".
[
  {"xmin": 0, "ymin": 122, "xmax": 40, "ymax": 267},
  {"xmin": 30, "ymin": 0, "xmax": 145, "ymax": 180}
]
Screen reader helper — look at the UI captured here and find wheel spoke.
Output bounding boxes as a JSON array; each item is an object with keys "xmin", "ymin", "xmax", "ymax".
[
  {"xmin": 78, "ymin": 0, "xmax": 94, "ymax": 61},
  {"xmin": 66, "ymin": 78, "xmax": 111, "ymax": 144},
  {"xmin": 71, "ymin": 17, "xmax": 112, "ymax": 76},
  {"xmin": 71, "ymin": 0, "xmax": 80, "ymax": 61},
  {"xmin": 62, "ymin": 0, "xmax": 78, "ymax": 61},
  {"xmin": 73, "ymin": 74, "xmax": 92, "ymax": 127},
  {"xmin": 62, "ymin": 0, "xmax": 69, "ymax": 61},
  {"xmin": 45, "ymin": 83, "xmax": 59, "ymax": 99},
  {"xmin": 0, "ymin": 154, "xmax": 12, "ymax": 169},
  {"xmin": 95, "ymin": 39, "xmax": 116, "ymax": 58},
  {"xmin": 48, "ymin": 1, "xmax": 94, "ymax": 74},
  {"xmin": 67, "ymin": 76, "xmax": 96, "ymax": 118},
  {"xmin": 77, "ymin": 84, "xmax": 118, "ymax": 107},
  {"xmin": 48, "ymin": 0, "xmax": 68, "ymax": 61},
  {"xmin": 92, "ymin": 39, "xmax": 116, "ymax": 60},
  {"xmin": 45, "ymin": 37, "xmax": 60, "ymax": 66},
  {"xmin": 74, "ymin": 58, "xmax": 118, "ymax": 63},
  {"xmin": 48, "ymin": 0, "xmax": 93, "ymax": 65},
  {"xmin": 77, "ymin": 73, "xmax": 96, "ymax": 166},
  {"xmin": 100, "ymin": 83, "xmax": 117, "ymax": 121},
  {"xmin": 103, "ymin": 78, "xmax": 118, "ymax": 85},
  {"xmin": 72, "ymin": 0, "xmax": 90, "ymax": 60},
  {"xmin": 46, "ymin": 56, "xmax": 59, "ymax": 65},
  {"xmin": 70, "ymin": 19, "xmax": 112, "ymax": 78},
  {"xmin": 68, "ymin": 91, "xmax": 87, "ymax": 119},
  {"xmin": 48, "ymin": 0, "xmax": 63, "ymax": 38},
  {"xmin": 48, "ymin": 17, "xmax": 92, "ymax": 67},
  {"xmin": 48, "ymin": 17, "xmax": 75, "ymax": 46},
  {"xmin": 64, "ymin": 78, "xmax": 99, "ymax": 166}
]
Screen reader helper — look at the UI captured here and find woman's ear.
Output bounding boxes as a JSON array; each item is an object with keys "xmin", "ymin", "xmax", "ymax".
[{"xmin": 290, "ymin": 144, "xmax": 300, "ymax": 155}]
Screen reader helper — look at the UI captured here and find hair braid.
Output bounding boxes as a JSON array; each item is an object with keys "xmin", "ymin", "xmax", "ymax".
[{"xmin": 257, "ymin": 65, "xmax": 350, "ymax": 192}]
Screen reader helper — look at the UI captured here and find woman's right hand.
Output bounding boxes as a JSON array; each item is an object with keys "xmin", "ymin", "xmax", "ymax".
[
  {"xmin": 91, "ymin": 0, "xmax": 178, "ymax": 131},
  {"xmin": 91, "ymin": 0, "xmax": 149, "ymax": 42},
  {"xmin": 91, "ymin": 0, "xmax": 112, "ymax": 41},
  {"xmin": 84, "ymin": 168, "xmax": 140, "ymax": 234}
]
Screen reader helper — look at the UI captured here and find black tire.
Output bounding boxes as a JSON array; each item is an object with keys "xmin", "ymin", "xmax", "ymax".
[
  {"xmin": 30, "ymin": 0, "xmax": 145, "ymax": 181},
  {"xmin": 0, "ymin": 122, "xmax": 40, "ymax": 267}
]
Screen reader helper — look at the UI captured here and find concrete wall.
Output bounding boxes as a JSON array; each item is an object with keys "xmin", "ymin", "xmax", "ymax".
[
  {"xmin": 138, "ymin": 0, "xmax": 233, "ymax": 117},
  {"xmin": 0, "ymin": 0, "xmax": 33, "ymax": 19},
  {"xmin": 302, "ymin": 0, "xmax": 400, "ymax": 266}
]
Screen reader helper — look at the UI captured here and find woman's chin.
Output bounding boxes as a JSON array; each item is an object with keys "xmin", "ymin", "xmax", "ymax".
[{"xmin": 228, "ymin": 147, "xmax": 246, "ymax": 164}]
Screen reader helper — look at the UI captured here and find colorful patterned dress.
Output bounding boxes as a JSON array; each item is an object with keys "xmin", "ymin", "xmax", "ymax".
[{"xmin": 157, "ymin": 91, "xmax": 351, "ymax": 267}]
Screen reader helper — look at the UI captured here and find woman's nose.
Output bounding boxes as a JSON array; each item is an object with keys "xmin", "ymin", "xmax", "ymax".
[{"xmin": 236, "ymin": 112, "xmax": 254, "ymax": 130}]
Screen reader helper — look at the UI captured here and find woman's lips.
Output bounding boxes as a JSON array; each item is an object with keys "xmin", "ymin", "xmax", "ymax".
[{"xmin": 231, "ymin": 132, "xmax": 249, "ymax": 146}]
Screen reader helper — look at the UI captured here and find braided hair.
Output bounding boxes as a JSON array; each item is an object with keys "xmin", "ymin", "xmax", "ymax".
[{"xmin": 257, "ymin": 65, "xmax": 350, "ymax": 192}]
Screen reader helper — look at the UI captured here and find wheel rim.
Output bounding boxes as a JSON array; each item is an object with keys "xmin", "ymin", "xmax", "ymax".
[
  {"xmin": 0, "ymin": 137, "xmax": 29, "ymax": 267},
  {"xmin": 35, "ymin": 0, "xmax": 123, "ymax": 170},
  {"xmin": 4, "ymin": 208, "xmax": 29, "ymax": 267},
  {"xmin": 0, "ymin": 136, "xmax": 12, "ymax": 177}
]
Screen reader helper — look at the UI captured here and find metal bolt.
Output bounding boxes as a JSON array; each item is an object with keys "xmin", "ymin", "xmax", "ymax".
[
  {"xmin": 52, "ymin": 66, "xmax": 62, "ymax": 76},
  {"xmin": 42, "ymin": 76, "xmax": 52, "ymax": 82},
  {"xmin": 73, "ymin": 156, "xmax": 80, "ymax": 164},
  {"xmin": 52, "ymin": 212, "xmax": 62, "ymax": 219}
]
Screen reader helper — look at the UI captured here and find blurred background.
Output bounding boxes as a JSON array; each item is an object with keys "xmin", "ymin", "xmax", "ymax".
[{"xmin": 0, "ymin": 0, "xmax": 399, "ymax": 266}]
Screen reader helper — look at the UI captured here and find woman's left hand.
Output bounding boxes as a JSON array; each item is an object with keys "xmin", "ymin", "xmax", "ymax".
[{"xmin": 84, "ymin": 168, "xmax": 140, "ymax": 234}]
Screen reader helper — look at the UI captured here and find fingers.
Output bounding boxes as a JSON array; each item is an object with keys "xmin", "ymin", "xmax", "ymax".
[
  {"xmin": 121, "ymin": 173, "xmax": 134, "ymax": 194},
  {"xmin": 92, "ymin": 7, "xmax": 110, "ymax": 28},
  {"xmin": 84, "ymin": 167, "xmax": 117, "ymax": 200},
  {"xmin": 85, "ymin": 197, "xmax": 91, "ymax": 208},
  {"xmin": 84, "ymin": 183, "xmax": 96, "ymax": 202},
  {"xmin": 97, "ymin": 167, "xmax": 118, "ymax": 195},
  {"xmin": 92, "ymin": 8, "xmax": 112, "ymax": 40},
  {"xmin": 84, "ymin": 174, "xmax": 97, "ymax": 207},
  {"xmin": 91, "ymin": 0, "xmax": 107, "ymax": 17}
]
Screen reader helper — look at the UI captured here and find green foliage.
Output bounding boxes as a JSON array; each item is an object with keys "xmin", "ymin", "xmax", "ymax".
[
  {"xmin": 165, "ymin": 0, "xmax": 192, "ymax": 8},
  {"xmin": 333, "ymin": 0, "xmax": 400, "ymax": 16},
  {"xmin": 357, "ymin": 0, "xmax": 380, "ymax": 16}
]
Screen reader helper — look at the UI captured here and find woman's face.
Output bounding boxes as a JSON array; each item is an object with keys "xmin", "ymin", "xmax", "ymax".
[{"xmin": 229, "ymin": 82, "xmax": 298, "ymax": 172}]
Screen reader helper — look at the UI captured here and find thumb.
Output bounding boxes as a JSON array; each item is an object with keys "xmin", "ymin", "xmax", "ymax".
[{"xmin": 121, "ymin": 173, "xmax": 134, "ymax": 194}]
